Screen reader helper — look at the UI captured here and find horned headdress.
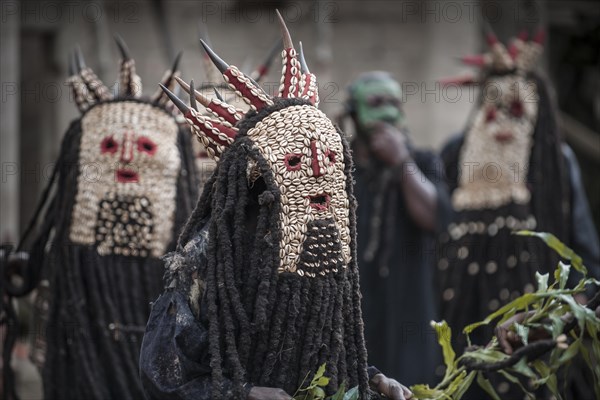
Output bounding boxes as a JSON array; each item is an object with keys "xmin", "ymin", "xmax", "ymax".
[
  {"xmin": 16, "ymin": 37, "xmax": 198, "ymax": 400},
  {"xmin": 440, "ymin": 25, "xmax": 546, "ymax": 87},
  {"xmin": 142, "ymin": 11, "xmax": 371, "ymax": 399},
  {"xmin": 162, "ymin": 12, "xmax": 319, "ymax": 161}
]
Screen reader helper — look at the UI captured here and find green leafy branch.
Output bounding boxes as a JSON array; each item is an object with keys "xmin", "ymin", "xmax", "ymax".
[
  {"xmin": 411, "ymin": 231, "xmax": 600, "ymax": 400},
  {"xmin": 292, "ymin": 363, "xmax": 359, "ymax": 400}
]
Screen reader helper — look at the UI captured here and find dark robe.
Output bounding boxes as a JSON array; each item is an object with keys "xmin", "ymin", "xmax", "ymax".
[
  {"xmin": 354, "ymin": 148, "xmax": 451, "ymax": 386},
  {"xmin": 438, "ymin": 136, "xmax": 600, "ymax": 399}
]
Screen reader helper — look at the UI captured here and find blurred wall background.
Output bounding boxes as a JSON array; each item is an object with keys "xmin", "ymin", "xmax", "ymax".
[{"xmin": 1, "ymin": 0, "xmax": 599, "ymax": 245}]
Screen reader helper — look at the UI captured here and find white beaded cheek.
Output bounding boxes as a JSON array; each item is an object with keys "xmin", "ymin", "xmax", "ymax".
[{"xmin": 247, "ymin": 105, "xmax": 352, "ymax": 275}]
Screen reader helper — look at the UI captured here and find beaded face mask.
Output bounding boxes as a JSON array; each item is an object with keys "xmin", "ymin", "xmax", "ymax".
[
  {"xmin": 67, "ymin": 38, "xmax": 184, "ymax": 257},
  {"xmin": 441, "ymin": 28, "xmax": 545, "ymax": 210},
  {"xmin": 161, "ymin": 12, "xmax": 351, "ymax": 276}
]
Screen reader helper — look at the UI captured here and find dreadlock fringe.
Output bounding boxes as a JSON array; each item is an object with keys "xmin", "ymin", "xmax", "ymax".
[
  {"xmin": 175, "ymin": 98, "xmax": 371, "ymax": 398},
  {"xmin": 28, "ymin": 114, "xmax": 199, "ymax": 399}
]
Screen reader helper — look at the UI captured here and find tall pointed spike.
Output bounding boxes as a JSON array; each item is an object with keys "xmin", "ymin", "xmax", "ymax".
[
  {"xmin": 68, "ymin": 51, "xmax": 77, "ymax": 76},
  {"xmin": 298, "ymin": 41, "xmax": 309, "ymax": 73},
  {"xmin": 171, "ymin": 51, "xmax": 183, "ymax": 73},
  {"xmin": 482, "ymin": 20, "xmax": 498, "ymax": 47},
  {"xmin": 159, "ymin": 83, "xmax": 190, "ymax": 115},
  {"xmin": 189, "ymin": 80, "xmax": 198, "ymax": 111},
  {"xmin": 75, "ymin": 45, "xmax": 86, "ymax": 69},
  {"xmin": 213, "ymin": 88, "xmax": 224, "ymax": 102},
  {"xmin": 114, "ymin": 34, "xmax": 132, "ymax": 60},
  {"xmin": 276, "ymin": 9, "xmax": 294, "ymax": 49},
  {"xmin": 174, "ymin": 76, "xmax": 211, "ymax": 108},
  {"xmin": 199, "ymin": 39, "xmax": 229, "ymax": 73},
  {"xmin": 458, "ymin": 54, "xmax": 489, "ymax": 67}
]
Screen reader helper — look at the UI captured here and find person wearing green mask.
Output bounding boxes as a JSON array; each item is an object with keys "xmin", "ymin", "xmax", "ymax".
[{"xmin": 342, "ymin": 71, "xmax": 451, "ymax": 387}]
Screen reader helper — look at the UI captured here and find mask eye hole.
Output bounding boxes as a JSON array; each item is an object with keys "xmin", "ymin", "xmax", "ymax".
[
  {"xmin": 285, "ymin": 153, "xmax": 302, "ymax": 171},
  {"xmin": 325, "ymin": 150, "xmax": 336, "ymax": 164},
  {"xmin": 138, "ymin": 137, "xmax": 157, "ymax": 155},
  {"xmin": 510, "ymin": 100, "xmax": 524, "ymax": 118},
  {"xmin": 101, "ymin": 136, "xmax": 118, "ymax": 154},
  {"xmin": 485, "ymin": 106, "xmax": 497, "ymax": 123}
]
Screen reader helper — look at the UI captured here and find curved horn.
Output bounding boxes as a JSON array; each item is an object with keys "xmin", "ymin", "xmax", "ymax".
[
  {"xmin": 115, "ymin": 34, "xmax": 142, "ymax": 98},
  {"xmin": 276, "ymin": 10, "xmax": 301, "ymax": 98},
  {"xmin": 74, "ymin": 45, "xmax": 111, "ymax": 102},
  {"xmin": 160, "ymin": 84, "xmax": 238, "ymax": 161},
  {"xmin": 200, "ymin": 39, "xmax": 273, "ymax": 111},
  {"xmin": 189, "ymin": 79, "xmax": 198, "ymax": 111},
  {"xmin": 250, "ymin": 38, "xmax": 283, "ymax": 83},
  {"xmin": 459, "ymin": 54, "xmax": 491, "ymax": 67},
  {"xmin": 298, "ymin": 41, "xmax": 319, "ymax": 106},
  {"xmin": 508, "ymin": 30, "xmax": 528, "ymax": 60},
  {"xmin": 152, "ymin": 51, "xmax": 184, "ymax": 104},
  {"xmin": 174, "ymin": 76, "xmax": 243, "ymax": 125},
  {"xmin": 67, "ymin": 51, "xmax": 94, "ymax": 112}
]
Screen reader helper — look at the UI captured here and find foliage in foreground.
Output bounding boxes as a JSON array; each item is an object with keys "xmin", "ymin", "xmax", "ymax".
[
  {"xmin": 293, "ymin": 231, "xmax": 600, "ymax": 399},
  {"xmin": 410, "ymin": 231, "xmax": 600, "ymax": 400}
]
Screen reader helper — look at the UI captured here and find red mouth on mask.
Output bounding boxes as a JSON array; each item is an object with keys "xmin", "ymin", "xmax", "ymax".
[
  {"xmin": 116, "ymin": 168, "xmax": 139, "ymax": 183},
  {"xmin": 308, "ymin": 193, "xmax": 330, "ymax": 211},
  {"xmin": 494, "ymin": 131, "xmax": 514, "ymax": 143}
]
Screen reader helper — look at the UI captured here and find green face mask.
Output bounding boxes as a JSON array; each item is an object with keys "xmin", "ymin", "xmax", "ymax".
[{"xmin": 351, "ymin": 78, "xmax": 404, "ymax": 132}]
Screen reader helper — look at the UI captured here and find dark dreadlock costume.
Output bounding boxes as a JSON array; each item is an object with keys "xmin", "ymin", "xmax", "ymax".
[
  {"xmin": 140, "ymin": 15, "xmax": 386, "ymax": 399},
  {"xmin": 11, "ymin": 38, "xmax": 199, "ymax": 400},
  {"xmin": 437, "ymin": 29, "xmax": 600, "ymax": 398}
]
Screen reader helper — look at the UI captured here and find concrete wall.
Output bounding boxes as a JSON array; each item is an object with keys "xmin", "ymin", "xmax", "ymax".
[{"xmin": 0, "ymin": 0, "xmax": 508, "ymax": 241}]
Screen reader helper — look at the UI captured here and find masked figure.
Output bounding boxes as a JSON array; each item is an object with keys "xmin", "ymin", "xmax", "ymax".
[
  {"xmin": 140, "ymin": 13, "xmax": 412, "ymax": 400},
  {"xmin": 437, "ymin": 29, "xmax": 599, "ymax": 398},
  {"xmin": 15, "ymin": 38, "xmax": 199, "ymax": 400},
  {"xmin": 341, "ymin": 72, "xmax": 450, "ymax": 386}
]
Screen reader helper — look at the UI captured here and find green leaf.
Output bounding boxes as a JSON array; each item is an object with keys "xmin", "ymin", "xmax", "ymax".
[
  {"xmin": 342, "ymin": 386, "xmax": 359, "ymax": 400},
  {"xmin": 515, "ymin": 231, "xmax": 586, "ymax": 275},
  {"xmin": 316, "ymin": 376, "xmax": 330, "ymax": 387},
  {"xmin": 536, "ymin": 272, "xmax": 549, "ymax": 292},
  {"xmin": 511, "ymin": 358, "xmax": 538, "ymax": 380},
  {"xmin": 558, "ymin": 338, "xmax": 581, "ymax": 364},
  {"xmin": 548, "ymin": 314, "xmax": 565, "ymax": 339},
  {"xmin": 314, "ymin": 364, "xmax": 326, "ymax": 380},
  {"xmin": 460, "ymin": 348, "xmax": 509, "ymax": 364},
  {"xmin": 312, "ymin": 387, "xmax": 326, "ymax": 400},
  {"xmin": 431, "ymin": 321, "xmax": 456, "ymax": 376},
  {"xmin": 514, "ymin": 323, "xmax": 530, "ymax": 346},
  {"xmin": 475, "ymin": 372, "xmax": 501, "ymax": 400},
  {"xmin": 410, "ymin": 384, "xmax": 451, "ymax": 399},
  {"xmin": 329, "ymin": 382, "xmax": 346, "ymax": 400},
  {"xmin": 464, "ymin": 293, "xmax": 537, "ymax": 334},
  {"xmin": 554, "ymin": 261, "xmax": 570, "ymax": 290},
  {"xmin": 451, "ymin": 371, "xmax": 476, "ymax": 400}
]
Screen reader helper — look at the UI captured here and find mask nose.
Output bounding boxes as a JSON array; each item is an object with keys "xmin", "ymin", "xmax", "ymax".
[
  {"xmin": 310, "ymin": 139, "xmax": 326, "ymax": 178},
  {"xmin": 120, "ymin": 133, "xmax": 135, "ymax": 163}
]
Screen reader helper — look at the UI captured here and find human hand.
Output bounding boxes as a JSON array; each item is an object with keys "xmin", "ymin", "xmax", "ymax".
[
  {"xmin": 248, "ymin": 386, "xmax": 293, "ymax": 400},
  {"xmin": 495, "ymin": 311, "xmax": 549, "ymax": 355},
  {"xmin": 370, "ymin": 373, "xmax": 413, "ymax": 400},
  {"xmin": 368, "ymin": 122, "xmax": 410, "ymax": 167}
]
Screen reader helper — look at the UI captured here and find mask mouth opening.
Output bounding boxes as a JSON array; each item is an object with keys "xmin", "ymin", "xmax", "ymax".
[
  {"xmin": 116, "ymin": 168, "xmax": 139, "ymax": 183},
  {"xmin": 308, "ymin": 193, "xmax": 330, "ymax": 211}
]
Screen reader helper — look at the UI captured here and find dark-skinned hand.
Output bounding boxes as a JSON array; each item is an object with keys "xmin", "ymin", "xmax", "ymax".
[
  {"xmin": 370, "ymin": 373, "xmax": 413, "ymax": 400},
  {"xmin": 494, "ymin": 304, "xmax": 600, "ymax": 355},
  {"xmin": 248, "ymin": 386, "xmax": 292, "ymax": 400},
  {"xmin": 368, "ymin": 122, "xmax": 410, "ymax": 167}
]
